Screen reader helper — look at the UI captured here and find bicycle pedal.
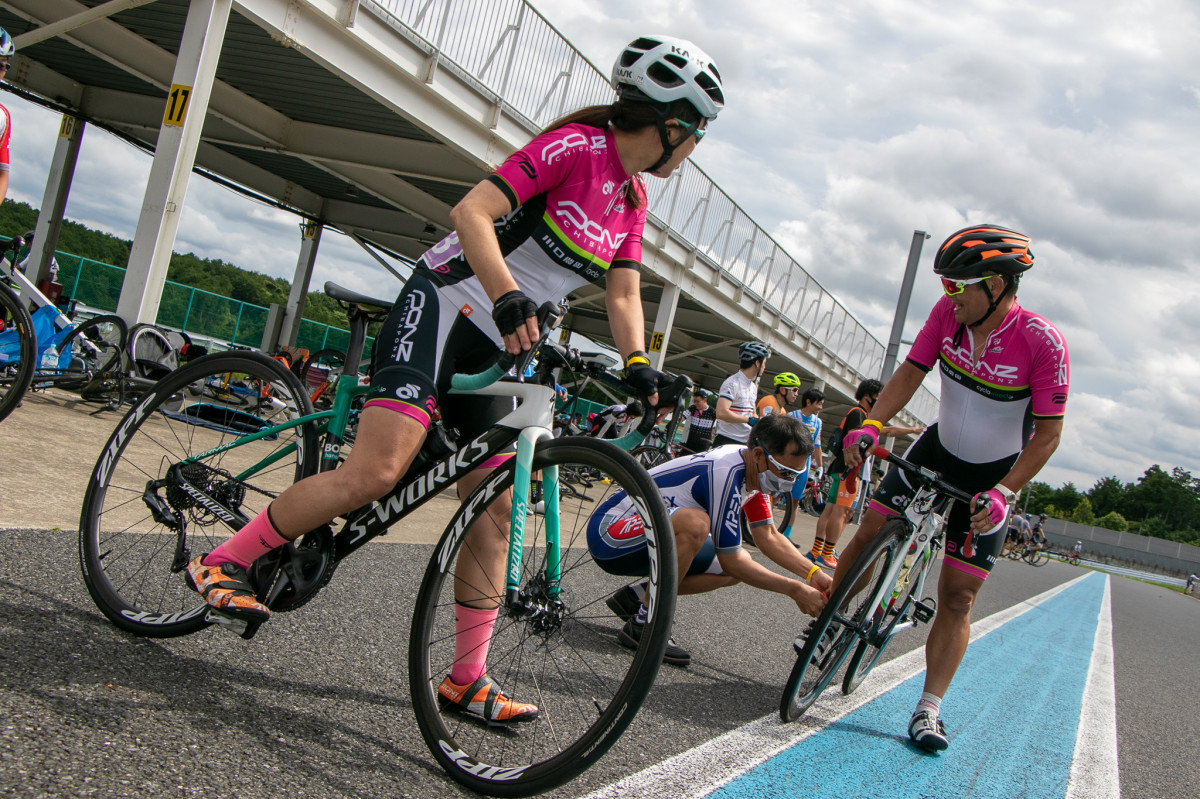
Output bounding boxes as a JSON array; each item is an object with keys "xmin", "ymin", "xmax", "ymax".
[
  {"xmin": 912, "ymin": 598, "xmax": 937, "ymax": 624},
  {"xmin": 205, "ymin": 610, "xmax": 262, "ymax": 640}
]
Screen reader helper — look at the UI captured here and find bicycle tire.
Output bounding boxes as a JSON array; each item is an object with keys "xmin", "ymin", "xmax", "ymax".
[
  {"xmin": 79, "ymin": 350, "xmax": 318, "ymax": 637},
  {"xmin": 842, "ymin": 520, "xmax": 926, "ymax": 695},
  {"xmin": 409, "ymin": 436, "xmax": 677, "ymax": 797},
  {"xmin": 630, "ymin": 443, "xmax": 671, "ymax": 470},
  {"xmin": 299, "ymin": 348, "xmax": 346, "ymax": 410},
  {"xmin": 781, "ymin": 524, "xmax": 905, "ymax": 722},
  {"xmin": 0, "ymin": 284, "xmax": 35, "ymax": 423},
  {"xmin": 128, "ymin": 323, "xmax": 177, "ymax": 381},
  {"xmin": 55, "ymin": 314, "xmax": 128, "ymax": 389},
  {"xmin": 1024, "ymin": 548, "xmax": 1045, "ymax": 566}
]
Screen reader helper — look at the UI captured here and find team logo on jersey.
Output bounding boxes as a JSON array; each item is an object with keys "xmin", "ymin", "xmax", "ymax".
[
  {"xmin": 395, "ymin": 383, "xmax": 420, "ymax": 400},
  {"xmin": 606, "ymin": 514, "xmax": 646, "ymax": 542},
  {"xmin": 516, "ymin": 154, "xmax": 537, "ymax": 181},
  {"xmin": 553, "ymin": 201, "xmax": 629, "ymax": 250},
  {"xmin": 541, "ymin": 132, "xmax": 590, "ymax": 163},
  {"xmin": 602, "ymin": 180, "xmax": 615, "ymax": 195},
  {"xmin": 394, "ymin": 290, "xmax": 427, "ymax": 361},
  {"xmin": 460, "ymin": 303, "xmax": 473, "ymax": 317}
]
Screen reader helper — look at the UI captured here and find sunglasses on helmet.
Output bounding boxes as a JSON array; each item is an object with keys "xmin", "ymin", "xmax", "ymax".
[{"xmin": 940, "ymin": 275, "xmax": 993, "ymax": 296}]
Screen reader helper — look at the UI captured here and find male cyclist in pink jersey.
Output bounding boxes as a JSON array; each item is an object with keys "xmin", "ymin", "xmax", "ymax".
[
  {"xmin": 834, "ymin": 225, "xmax": 1069, "ymax": 752},
  {"xmin": 183, "ymin": 35, "xmax": 725, "ymax": 724},
  {"xmin": 0, "ymin": 28, "xmax": 15, "ymax": 204}
]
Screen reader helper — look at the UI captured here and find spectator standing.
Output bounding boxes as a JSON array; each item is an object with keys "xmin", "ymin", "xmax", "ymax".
[
  {"xmin": 712, "ymin": 341, "xmax": 769, "ymax": 447},
  {"xmin": 682, "ymin": 390, "xmax": 717, "ymax": 452}
]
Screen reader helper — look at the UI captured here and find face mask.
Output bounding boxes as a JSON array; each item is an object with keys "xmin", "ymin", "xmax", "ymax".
[{"xmin": 759, "ymin": 469, "xmax": 794, "ymax": 495}]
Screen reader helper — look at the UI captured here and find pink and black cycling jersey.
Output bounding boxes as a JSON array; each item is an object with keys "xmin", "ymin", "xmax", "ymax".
[
  {"xmin": 906, "ymin": 295, "xmax": 1070, "ymax": 464},
  {"xmin": 416, "ymin": 122, "xmax": 646, "ymax": 343},
  {"xmin": 0, "ymin": 104, "xmax": 10, "ymax": 174}
]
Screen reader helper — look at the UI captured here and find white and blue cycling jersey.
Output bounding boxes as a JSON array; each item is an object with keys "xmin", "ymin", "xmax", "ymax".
[{"xmin": 587, "ymin": 445, "xmax": 751, "ymax": 574}]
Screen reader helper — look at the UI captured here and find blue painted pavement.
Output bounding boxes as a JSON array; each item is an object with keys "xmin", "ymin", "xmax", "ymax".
[{"xmin": 707, "ymin": 572, "xmax": 1107, "ymax": 799}]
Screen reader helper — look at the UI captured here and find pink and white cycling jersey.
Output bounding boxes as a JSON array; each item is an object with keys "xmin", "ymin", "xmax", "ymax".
[
  {"xmin": 906, "ymin": 295, "xmax": 1069, "ymax": 464},
  {"xmin": 417, "ymin": 122, "xmax": 646, "ymax": 343}
]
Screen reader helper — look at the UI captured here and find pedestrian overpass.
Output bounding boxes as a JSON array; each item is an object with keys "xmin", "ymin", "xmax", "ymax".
[{"xmin": 1, "ymin": 0, "xmax": 936, "ymax": 433}]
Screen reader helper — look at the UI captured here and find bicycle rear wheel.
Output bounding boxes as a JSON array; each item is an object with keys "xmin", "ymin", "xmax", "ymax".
[
  {"xmin": 79, "ymin": 351, "xmax": 317, "ymax": 637},
  {"xmin": 0, "ymin": 284, "xmax": 35, "ymax": 423},
  {"xmin": 630, "ymin": 443, "xmax": 671, "ymax": 470},
  {"xmin": 842, "ymin": 521, "xmax": 925, "ymax": 695},
  {"xmin": 781, "ymin": 524, "xmax": 904, "ymax": 722},
  {"xmin": 128, "ymin": 323, "xmax": 178, "ymax": 381},
  {"xmin": 55, "ymin": 314, "xmax": 127, "ymax": 389},
  {"xmin": 409, "ymin": 436, "xmax": 677, "ymax": 798}
]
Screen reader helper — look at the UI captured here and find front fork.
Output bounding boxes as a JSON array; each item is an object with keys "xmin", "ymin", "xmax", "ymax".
[{"xmin": 505, "ymin": 427, "xmax": 556, "ymax": 608}]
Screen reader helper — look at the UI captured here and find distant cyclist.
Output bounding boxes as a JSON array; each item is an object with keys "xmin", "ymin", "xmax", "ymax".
[
  {"xmin": 712, "ymin": 341, "xmax": 769, "ymax": 447},
  {"xmin": 184, "ymin": 34, "xmax": 725, "ymax": 724},
  {"xmin": 587, "ymin": 400, "xmax": 644, "ymax": 439},
  {"xmin": 588, "ymin": 413, "xmax": 830, "ymax": 666},
  {"xmin": 757, "ymin": 371, "xmax": 801, "ymax": 418},
  {"xmin": 780, "ymin": 387, "xmax": 825, "ymax": 542},
  {"xmin": 836, "ymin": 224, "xmax": 1069, "ymax": 752}
]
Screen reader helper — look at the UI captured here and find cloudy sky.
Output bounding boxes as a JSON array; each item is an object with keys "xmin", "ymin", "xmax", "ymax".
[{"xmin": 6, "ymin": 0, "xmax": 1200, "ymax": 491}]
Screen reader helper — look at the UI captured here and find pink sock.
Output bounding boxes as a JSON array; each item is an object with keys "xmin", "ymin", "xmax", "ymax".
[
  {"xmin": 203, "ymin": 508, "xmax": 290, "ymax": 569},
  {"xmin": 450, "ymin": 604, "xmax": 499, "ymax": 685}
]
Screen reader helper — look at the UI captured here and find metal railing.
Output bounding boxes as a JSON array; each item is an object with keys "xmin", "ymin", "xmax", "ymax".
[{"xmin": 365, "ymin": 0, "xmax": 938, "ymax": 422}]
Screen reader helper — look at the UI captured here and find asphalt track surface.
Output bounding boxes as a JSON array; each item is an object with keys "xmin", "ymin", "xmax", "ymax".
[{"xmin": 1, "ymin": 394, "xmax": 1198, "ymax": 797}]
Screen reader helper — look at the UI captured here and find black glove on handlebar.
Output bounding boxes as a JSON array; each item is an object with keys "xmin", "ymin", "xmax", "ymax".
[
  {"xmin": 624, "ymin": 362, "xmax": 671, "ymax": 400},
  {"xmin": 491, "ymin": 290, "xmax": 538, "ymax": 337}
]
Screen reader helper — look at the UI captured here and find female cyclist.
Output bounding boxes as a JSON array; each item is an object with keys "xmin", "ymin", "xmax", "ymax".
[{"xmin": 184, "ymin": 35, "xmax": 725, "ymax": 723}]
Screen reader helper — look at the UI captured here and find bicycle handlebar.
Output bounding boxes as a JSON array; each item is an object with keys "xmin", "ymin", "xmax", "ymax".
[{"xmin": 865, "ymin": 441, "xmax": 977, "ymax": 505}]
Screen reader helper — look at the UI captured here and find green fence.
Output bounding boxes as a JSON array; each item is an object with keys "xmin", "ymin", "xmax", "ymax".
[{"xmin": 13, "ymin": 242, "xmax": 371, "ymax": 358}]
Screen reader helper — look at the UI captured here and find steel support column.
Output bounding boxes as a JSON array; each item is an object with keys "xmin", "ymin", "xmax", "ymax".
[
  {"xmin": 649, "ymin": 282, "xmax": 681, "ymax": 371},
  {"xmin": 280, "ymin": 220, "xmax": 323, "ymax": 348},
  {"xmin": 30, "ymin": 115, "xmax": 85, "ymax": 288},
  {"xmin": 117, "ymin": 0, "xmax": 232, "ymax": 325}
]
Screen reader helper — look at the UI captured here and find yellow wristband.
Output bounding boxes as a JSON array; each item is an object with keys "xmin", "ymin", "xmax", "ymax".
[
  {"xmin": 805, "ymin": 563, "xmax": 821, "ymax": 583},
  {"xmin": 624, "ymin": 353, "xmax": 651, "ymax": 368},
  {"xmin": 862, "ymin": 419, "xmax": 883, "ymax": 433}
]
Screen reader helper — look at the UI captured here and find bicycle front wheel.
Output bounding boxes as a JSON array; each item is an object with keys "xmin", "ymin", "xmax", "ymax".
[
  {"xmin": 843, "ymin": 520, "xmax": 925, "ymax": 695},
  {"xmin": 55, "ymin": 314, "xmax": 128, "ymax": 389},
  {"xmin": 79, "ymin": 351, "xmax": 318, "ymax": 637},
  {"xmin": 630, "ymin": 443, "xmax": 671, "ymax": 470},
  {"xmin": 781, "ymin": 524, "xmax": 904, "ymax": 722},
  {"xmin": 0, "ymin": 284, "xmax": 35, "ymax": 423},
  {"xmin": 409, "ymin": 436, "xmax": 677, "ymax": 798}
]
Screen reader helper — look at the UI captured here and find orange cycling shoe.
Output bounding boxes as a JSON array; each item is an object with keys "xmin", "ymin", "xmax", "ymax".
[
  {"xmin": 438, "ymin": 673, "xmax": 539, "ymax": 724},
  {"xmin": 184, "ymin": 555, "xmax": 270, "ymax": 622}
]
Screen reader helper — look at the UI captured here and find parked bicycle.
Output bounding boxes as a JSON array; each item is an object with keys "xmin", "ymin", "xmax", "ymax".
[
  {"xmin": 78, "ymin": 284, "xmax": 683, "ymax": 797},
  {"xmin": 780, "ymin": 441, "xmax": 992, "ymax": 722},
  {"xmin": 0, "ymin": 270, "xmax": 34, "ymax": 422}
]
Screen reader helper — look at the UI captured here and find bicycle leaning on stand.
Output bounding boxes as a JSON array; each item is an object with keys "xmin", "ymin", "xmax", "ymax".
[
  {"xmin": 780, "ymin": 441, "xmax": 996, "ymax": 721},
  {"xmin": 78, "ymin": 283, "xmax": 685, "ymax": 798}
]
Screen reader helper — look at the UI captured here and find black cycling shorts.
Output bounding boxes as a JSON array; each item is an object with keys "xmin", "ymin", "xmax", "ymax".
[
  {"xmin": 364, "ymin": 271, "xmax": 516, "ymax": 455},
  {"xmin": 869, "ymin": 424, "xmax": 1017, "ymax": 580}
]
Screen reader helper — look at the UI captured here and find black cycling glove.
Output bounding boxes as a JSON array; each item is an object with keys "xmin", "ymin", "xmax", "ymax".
[
  {"xmin": 623, "ymin": 352, "xmax": 670, "ymax": 402},
  {"xmin": 491, "ymin": 290, "xmax": 538, "ymax": 337}
]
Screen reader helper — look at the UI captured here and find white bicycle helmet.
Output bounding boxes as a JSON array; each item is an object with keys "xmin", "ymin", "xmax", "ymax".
[{"xmin": 611, "ymin": 35, "xmax": 724, "ymax": 120}]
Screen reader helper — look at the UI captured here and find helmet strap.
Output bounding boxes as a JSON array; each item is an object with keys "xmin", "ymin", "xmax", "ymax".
[
  {"xmin": 966, "ymin": 275, "xmax": 1015, "ymax": 329},
  {"xmin": 648, "ymin": 113, "xmax": 679, "ymax": 173}
]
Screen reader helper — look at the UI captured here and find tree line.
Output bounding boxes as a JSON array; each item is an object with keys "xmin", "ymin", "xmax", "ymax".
[{"xmin": 1021, "ymin": 465, "xmax": 1200, "ymax": 546}]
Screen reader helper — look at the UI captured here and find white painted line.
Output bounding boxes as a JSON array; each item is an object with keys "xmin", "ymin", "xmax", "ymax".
[
  {"xmin": 1066, "ymin": 575, "xmax": 1120, "ymax": 799},
  {"xmin": 583, "ymin": 573, "xmax": 1092, "ymax": 799}
]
